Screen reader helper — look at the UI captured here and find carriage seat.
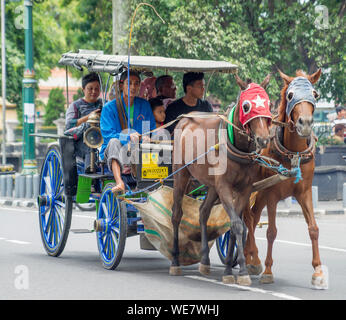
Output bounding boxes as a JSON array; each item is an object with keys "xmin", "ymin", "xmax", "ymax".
[{"xmin": 76, "ymin": 156, "xmax": 137, "ymax": 192}]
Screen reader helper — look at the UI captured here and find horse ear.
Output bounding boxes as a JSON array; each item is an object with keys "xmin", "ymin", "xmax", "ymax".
[
  {"xmin": 234, "ymin": 73, "xmax": 248, "ymax": 90},
  {"xmin": 260, "ymin": 73, "xmax": 271, "ymax": 89},
  {"xmin": 277, "ymin": 68, "xmax": 293, "ymax": 85},
  {"xmin": 308, "ymin": 68, "xmax": 322, "ymax": 84}
]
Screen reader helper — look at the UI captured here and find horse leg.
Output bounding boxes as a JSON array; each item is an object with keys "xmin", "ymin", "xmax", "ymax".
[
  {"xmin": 223, "ymin": 230, "xmax": 237, "ymax": 284},
  {"xmin": 260, "ymin": 200, "xmax": 278, "ymax": 284},
  {"xmin": 244, "ymin": 195, "xmax": 266, "ymax": 275},
  {"xmin": 295, "ymin": 190, "xmax": 327, "ymax": 289},
  {"xmin": 170, "ymin": 167, "xmax": 191, "ymax": 276},
  {"xmin": 199, "ymin": 187, "xmax": 219, "ymax": 276},
  {"xmin": 219, "ymin": 192, "xmax": 251, "ymax": 286},
  {"xmin": 243, "ymin": 204, "xmax": 253, "ymax": 263}
]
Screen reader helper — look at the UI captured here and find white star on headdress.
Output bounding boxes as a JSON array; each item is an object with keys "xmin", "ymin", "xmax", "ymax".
[{"xmin": 252, "ymin": 95, "xmax": 266, "ymax": 108}]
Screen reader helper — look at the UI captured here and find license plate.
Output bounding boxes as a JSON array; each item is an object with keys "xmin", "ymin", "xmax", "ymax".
[{"xmin": 141, "ymin": 167, "xmax": 168, "ymax": 179}]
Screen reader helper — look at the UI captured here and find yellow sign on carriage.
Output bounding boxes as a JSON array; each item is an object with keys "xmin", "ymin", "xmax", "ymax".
[
  {"xmin": 142, "ymin": 152, "xmax": 159, "ymax": 167},
  {"xmin": 141, "ymin": 166, "xmax": 168, "ymax": 179},
  {"xmin": 141, "ymin": 152, "xmax": 168, "ymax": 179}
]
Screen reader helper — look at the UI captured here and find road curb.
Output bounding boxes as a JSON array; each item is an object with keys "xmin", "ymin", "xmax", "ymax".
[{"xmin": 0, "ymin": 198, "xmax": 38, "ymax": 209}]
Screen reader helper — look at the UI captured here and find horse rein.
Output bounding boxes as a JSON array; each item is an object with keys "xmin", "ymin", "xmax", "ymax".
[
  {"xmin": 217, "ymin": 113, "xmax": 253, "ymax": 142},
  {"xmin": 140, "ymin": 112, "xmax": 254, "ymax": 142},
  {"xmin": 271, "ymin": 115, "xmax": 296, "ymax": 133}
]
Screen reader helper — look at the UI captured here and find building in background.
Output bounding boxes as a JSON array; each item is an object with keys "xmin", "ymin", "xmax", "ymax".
[
  {"xmin": 0, "ymin": 98, "xmax": 16, "ymax": 130},
  {"xmin": 37, "ymin": 67, "xmax": 81, "ymax": 116}
]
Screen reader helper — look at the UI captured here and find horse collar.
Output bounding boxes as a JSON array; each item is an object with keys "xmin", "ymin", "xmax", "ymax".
[
  {"xmin": 270, "ymin": 126, "xmax": 316, "ymax": 164},
  {"xmin": 219, "ymin": 116, "xmax": 256, "ymax": 165}
]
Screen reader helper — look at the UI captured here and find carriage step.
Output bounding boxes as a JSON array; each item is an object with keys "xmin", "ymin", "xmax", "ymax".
[{"xmin": 70, "ymin": 229, "xmax": 94, "ymax": 234}]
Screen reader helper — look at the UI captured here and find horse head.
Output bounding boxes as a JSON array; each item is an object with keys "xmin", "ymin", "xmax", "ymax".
[
  {"xmin": 278, "ymin": 69, "xmax": 321, "ymax": 138},
  {"xmin": 234, "ymin": 73, "xmax": 272, "ymax": 151}
]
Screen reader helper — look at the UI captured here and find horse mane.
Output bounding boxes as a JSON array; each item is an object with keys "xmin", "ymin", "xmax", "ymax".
[{"xmin": 276, "ymin": 70, "xmax": 309, "ymax": 122}]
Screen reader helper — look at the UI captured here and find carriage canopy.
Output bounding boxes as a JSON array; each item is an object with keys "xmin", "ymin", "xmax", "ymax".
[{"xmin": 58, "ymin": 50, "xmax": 238, "ymax": 75}]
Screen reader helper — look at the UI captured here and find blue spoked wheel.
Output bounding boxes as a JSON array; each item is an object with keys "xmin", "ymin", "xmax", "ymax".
[
  {"xmin": 38, "ymin": 144, "xmax": 72, "ymax": 257},
  {"xmin": 216, "ymin": 230, "xmax": 238, "ymax": 267},
  {"xmin": 96, "ymin": 183, "xmax": 127, "ymax": 270}
]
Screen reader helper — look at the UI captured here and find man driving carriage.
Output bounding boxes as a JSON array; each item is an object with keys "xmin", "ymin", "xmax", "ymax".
[{"xmin": 100, "ymin": 70, "xmax": 156, "ymax": 194}]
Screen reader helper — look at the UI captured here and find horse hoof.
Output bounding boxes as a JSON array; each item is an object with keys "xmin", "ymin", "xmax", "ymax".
[
  {"xmin": 199, "ymin": 264, "xmax": 210, "ymax": 276},
  {"xmin": 237, "ymin": 275, "xmax": 252, "ymax": 286},
  {"xmin": 259, "ymin": 273, "xmax": 274, "ymax": 284},
  {"xmin": 312, "ymin": 275, "xmax": 328, "ymax": 290},
  {"xmin": 311, "ymin": 273, "xmax": 328, "ymax": 290},
  {"xmin": 312, "ymin": 266, "xmax": 328, "ymax": 290},
  {"xmin": 222, "ymin": 275, "xmax": 236, "ymax": 284},
  {"xmin": 169, "ymin": 266, "xmax": 182, "ymax": 276},
  {"xmin": 247, "ymin": 264, "xmax": 263, "ymax": 276}
]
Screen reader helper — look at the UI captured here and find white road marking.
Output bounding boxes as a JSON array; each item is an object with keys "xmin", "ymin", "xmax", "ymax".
[
  {"xmin": 5, "ymin": 239, "xmax": 31, "ymax": 245},
  {"xmin": 0, "ymin": 236, "xmax": 31, "ymax": 245},
  {"xmin": 256, "ymin": 237, "xmax": 346, "ymax": 253},
  {"xmin": 185, "ymin": 275, "xmax": 302, "ymax": 300}
]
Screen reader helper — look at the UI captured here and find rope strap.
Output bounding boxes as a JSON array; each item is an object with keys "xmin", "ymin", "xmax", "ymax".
[
  {"xmin": 117, "ymin": 143, "xmax": 220, "ymax": 198},
  {"xmin": 254, "ymin": 152, "xmax": 303, "ymax": 184}
]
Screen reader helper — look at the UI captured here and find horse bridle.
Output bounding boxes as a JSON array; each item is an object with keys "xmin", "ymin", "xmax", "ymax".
[
  {"xmin": 273, "ymin": 76, "xmax": 319, "ymax": 132},
  {"xmin": 269, "ymin": 76, "xmax": 319, "ymax": 163}
]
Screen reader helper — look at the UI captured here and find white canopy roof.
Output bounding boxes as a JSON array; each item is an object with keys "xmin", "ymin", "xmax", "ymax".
[{"xmin": 59, "ymin": 51, "xmax": 238, "ymax": 75}]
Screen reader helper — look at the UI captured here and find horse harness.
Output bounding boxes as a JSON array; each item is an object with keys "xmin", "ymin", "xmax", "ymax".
[
  {"xmin": 269, "ymin": 124, "xmax": 316, "ymax": 165},
  {"xmin": 218, "ymin": 114, "xmax": 259, "ymax": 165},
  {"xmin": 174, "ymin": 111, "xmax": 258, "ymax": 165}
]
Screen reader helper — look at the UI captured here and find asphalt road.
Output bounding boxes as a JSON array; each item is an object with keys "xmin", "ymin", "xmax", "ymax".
[{"xmin": 0, "ymin": 205, "xmax": 345, "ymax": 302}]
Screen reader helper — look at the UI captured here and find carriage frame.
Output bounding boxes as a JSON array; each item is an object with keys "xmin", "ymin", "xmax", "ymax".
[{"xmin": 36, "ymin": 51, "xmax": 239, "ymax": 269}]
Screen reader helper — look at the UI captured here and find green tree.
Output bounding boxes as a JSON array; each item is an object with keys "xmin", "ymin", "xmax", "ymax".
[
  {"xmin": 0, "ymin": 0, "xmax": 66, "ymax": 123},
  {"xmin": 73, "ymin": 87, "xmax": 84, "ymax": 101},
  {"xmin": 61, "ymin": 0, "xmax": 113, "ymax": 54},
  {"xmin": 44, "ymin": 88, "xmax": 65, "ymax": 125},
  {"xmin": 3, "ymin": 0, "xmax": 345, "ymax": 119},
  {"xmin": 125, "ymin": 0, "xmax": 345, "ymax": 106}
]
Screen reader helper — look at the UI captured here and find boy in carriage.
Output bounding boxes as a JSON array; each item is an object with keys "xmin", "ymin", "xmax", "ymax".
[{"xmin": 100, "ymin": 70, "xmax": 156, "ymax": 194}]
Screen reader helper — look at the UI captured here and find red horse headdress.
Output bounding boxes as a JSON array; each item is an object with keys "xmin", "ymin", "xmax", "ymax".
[{"xmin": 238, "ymin": 83, "xmax": 271, "ymax": 127}]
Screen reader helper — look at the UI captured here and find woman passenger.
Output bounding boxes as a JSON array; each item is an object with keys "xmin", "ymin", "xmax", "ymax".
[{"xmin": 65, "ymin": 72, "xmax": 102, "ymax": 172}]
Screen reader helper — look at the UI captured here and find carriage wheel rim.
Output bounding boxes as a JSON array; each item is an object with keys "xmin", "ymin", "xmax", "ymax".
[
  {"xmin": 97, "ymin": 186, "xmax": 122, "ymax": 265},
  {"xmin": 218, "ymin": 230, "xmax": 230, "ymax": 258},
  {"xmin": 39, "ymin": 149, "xmax": 66, "ymax": 251},
  {"xmin": 217, "ymin": 230, "xmax": 237, "ymax": 259}
]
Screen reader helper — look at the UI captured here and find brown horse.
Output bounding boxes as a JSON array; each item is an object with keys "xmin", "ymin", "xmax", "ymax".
[
  {"xmin": 170, "ymin": 74, "xmax": 272, "ymax": 285},
  {"xmin": 243, "ymin": 69, "xmax": 327, "ymax": 288}
]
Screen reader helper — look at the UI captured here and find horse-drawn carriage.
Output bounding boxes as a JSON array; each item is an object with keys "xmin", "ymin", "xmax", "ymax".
[
  {"xmin": 36, "ymin": 51, "xmax": 242, "ymax": 270},
  {"xmin": 35, "ymin": 51, "xmax": 327, "ymax": 289}
]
